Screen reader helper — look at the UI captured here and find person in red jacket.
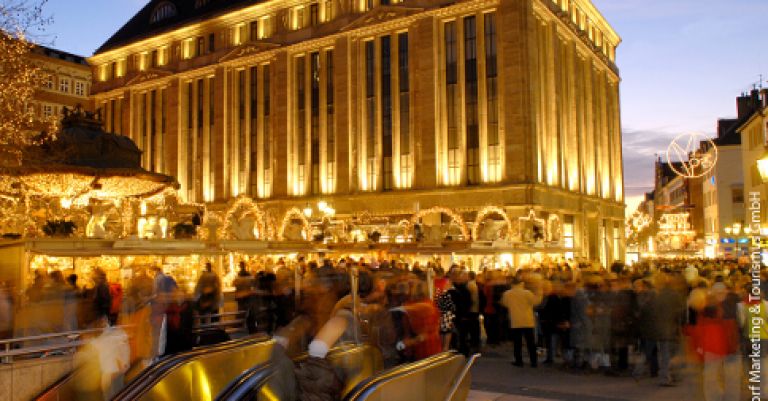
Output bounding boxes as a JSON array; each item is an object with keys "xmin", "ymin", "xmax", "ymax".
[
  {"xmin": 690, "ymin": 296, "xmax": 740, "ymax": 401},
  {"xmin": 108, "ymin": 281, "xmax": 123, "ymax": 326},
  {"xmin": 404, "ymin": 281, "xmax": 442, "ymax": 360}
]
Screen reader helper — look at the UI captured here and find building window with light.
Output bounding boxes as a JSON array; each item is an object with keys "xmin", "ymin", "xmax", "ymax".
[
  {"xmin": 381, "ymin": 35, "xmax": 393, "ymax": 191},
  {"xmin": 563, "ymin": 215, "xmax": 575, "ymax": 259},
  {"xmin": 74, "ymin": 81, "xmax": 86, "ymax": 96},
  {"xmin": 42, "ymin": 104, "xmax": 54, "ymax": 117},
  {"xmin": 442, "ymin": 13, "xmax": 500, "ymax": 186},
  {"xmin": 292, "ymin": 6, "xmax": 306, "ymax": 30},
  {"xmin": 465, "ymin": 16, "xmax": 480, "ymax": 185},
  {"xmin": 398, "ymin": 32, "xmax": 411, "ymax": 188},
  {"xmin": 59, "ymin": 78, "xmax": 70, "ymax": 94},
  {"xmin": 364, "ymin": 40, "xmax": 377, "ymax": 190},
  {"xmin": 262, "ymin": 65, "xmax": 272, "ymax": 198},
  {"xmin": 295, "ymin": 55, "xmax": 307, "ymax": 194},
  {"xmin": 237, "ymin": 69, "xmax": 247, "ymax": 195},
  {"xmin": 44, "ymin": 74, "xmax": 54, "ymax": 89},
  {"xmin": 445, "ymin": 20, "xmax": 460, "ymax": 185},
  {"xmin": 485, "ymin": 12, "xmax": 501, "ymax": 182},
  {"xmin": 326, "ymin": 50, "xmax": 335, "ymax": 193}
]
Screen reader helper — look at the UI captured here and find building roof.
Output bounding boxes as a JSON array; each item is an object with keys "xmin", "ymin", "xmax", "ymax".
[
  {"xmin": 95, "ymin": 0, "xmax": 265, "ymax": 54},
  {"xmin": 30, "ymin": 44, "xmax": 89, "ymax": 66}
]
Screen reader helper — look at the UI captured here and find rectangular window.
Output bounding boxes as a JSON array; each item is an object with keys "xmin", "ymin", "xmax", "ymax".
[
  {"xmin": 74, "ymin": 81, "xmax": 86, "ymax": 96},
  {"xmin": 250, "ymin": 21, "xmax": 259, "ymax": 42},
  {"xmin": 311, "ymin": 52, "xmax": 321, "ymax": 195},
  {"xmin": 59, "ymin": 78, "xmax": 70, "ymax": 93},
  {"xmin": 259, "ymin": 16, "xmax": 273, "ymax": 39},
  {"xmin": 464, "ymin": 16, "xmax": 480, "ymax": 185},
  {"xmin": 263, "ymin": 65, "xmax": 272, "ymax": 197},
  {"xmin": 197, "ymin": 37, "xmax": 205, "ymax": 57},
  {"xmin": 365, "ymin": 40, "xmax": 377, "ymax": 190},
  {"xmin": 326, "ymin": 50, "xmax": 335, "ymax": 192},
  {"xmin": 445, "ymin": 21, "xmax": 460, "ymax": 185},
  {"xmin": 238, "ymin": 69, "xmax": 247, "ymax": 193},
  {"xmin": 296, "ymin": 56, "xmax": 306, "ymax": 193},
  {"xmin": 186, "ymin": 81, "xmax": 194, "ymax": 197},
  {"xmin": 485, "ymin": 13, "xmax": 500, "ymax": 182},
  {"xmin": 43, "ymin": 104, "xmax": 53, "ymax": 117},
  {"xmin": 208, "ymin": 33, "xmax": 215, "ymax": 53},
  {"xmin": 208, "ymin": 77, "xmax": 215, "ymax": 200},
  {"xmin": 234, "ymin": 24, "xmax": 246, "ymax": 46},
  {"xmin": 44, "ymin": 74, "xmax": 54, "ymax": 89},
  {"xmin": 398, "ymin": 32, "xmax": 411, "ymax": 187},
  {"xmin": 381, "ymin": 36, "xmax": 393, "ymax": 191},
  {"xmin": 150, "ymin": 90, "xmax": 157, "ymax": 171},
  {"xmin": 310, "ymin": 3, "xmax": 319, "ymax": 26},
  {"xmin": 732, "ymin": 187, "xmax": 744, "ymax": 203},
  {"xmin": 250, "ymin": 67, "xmax": 259, "ymax": 196}
]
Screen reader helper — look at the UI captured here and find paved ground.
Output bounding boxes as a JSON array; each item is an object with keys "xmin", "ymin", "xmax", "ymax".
[{"xmin": 468, "ymin": 346, "xmax": 703, "ymax": 401}]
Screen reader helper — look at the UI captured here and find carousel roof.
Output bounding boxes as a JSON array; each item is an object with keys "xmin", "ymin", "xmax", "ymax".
[{"xmin": 0, "ymin": 107, "xmax": 178, "ymax": 199}]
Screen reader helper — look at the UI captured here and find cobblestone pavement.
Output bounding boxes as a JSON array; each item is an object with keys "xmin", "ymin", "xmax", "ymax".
[{"xmin": 468, "ymin": 346, "xmax": 704, "ymax": 401}]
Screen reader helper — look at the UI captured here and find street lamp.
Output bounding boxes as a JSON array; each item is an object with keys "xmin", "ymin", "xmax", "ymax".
[{"xmin": 303, "ymin": 204, "xmax": 313, "ymax": 218}]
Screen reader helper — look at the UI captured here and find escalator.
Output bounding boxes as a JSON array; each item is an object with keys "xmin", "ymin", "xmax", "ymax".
[
  {"xmin": 114, "ymin": 336, "xmax": 275, "ymax": 401},
  {"xmin": 342, "ymin": 352, "xmax": 478, "ymax": 401},
  {"xmin": 33, "ymin": 335, "xmax": 271, "ymax": 401},
  {"xmin": 213, "ymin": 344, "xmax": 384, "ymax": 401}
]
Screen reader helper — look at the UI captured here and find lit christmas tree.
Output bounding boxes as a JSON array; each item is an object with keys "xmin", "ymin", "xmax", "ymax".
[{"xmin": 0, "ymin": 0, "xmax": 57, "ymax": 166}]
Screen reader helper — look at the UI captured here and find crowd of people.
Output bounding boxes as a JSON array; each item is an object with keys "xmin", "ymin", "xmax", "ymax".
[{"xmin": 3, "ymin": 256, "xmax": 767, "ymax": 401}]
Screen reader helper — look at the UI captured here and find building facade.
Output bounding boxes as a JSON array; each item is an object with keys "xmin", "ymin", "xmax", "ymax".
[
  {"xmin": 28, "ymin": 45, "xmax": 92, "ymax": 119},
  {"xmin": 90, "ymin": 0, "xmax": 625, "ymax": 264},
  {"xmin": 701, "ymin": 124, "xmax": 744, "ymax": 258},
  {"xmin": 739, "ymin": 90, "xmax": 768, "ymax": 232}
]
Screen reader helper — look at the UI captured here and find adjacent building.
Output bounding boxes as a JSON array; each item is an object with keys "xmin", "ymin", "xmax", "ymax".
[
  {"xmin": 28, "ymin": 45, "xmax": 92, "ymax": 119},
  {"xmin": 89, "ymin": 0, "xmax": 625, "ymax": 264},
  {"xmin": 738, "ymin": 89, "xmax": 768, "ymax": 233},
  {"xmin": 701, "ymin": 119, "xmax": 744, "ymax": 258}
]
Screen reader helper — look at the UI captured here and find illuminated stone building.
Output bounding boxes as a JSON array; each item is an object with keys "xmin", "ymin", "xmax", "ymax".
[
  {"xmin": 90, "ymin": 0, "xmax": 625, "ymax": 264},
  {"xmin": 28, "ymin": 45, "xmax": 92, "ymax": 119}
]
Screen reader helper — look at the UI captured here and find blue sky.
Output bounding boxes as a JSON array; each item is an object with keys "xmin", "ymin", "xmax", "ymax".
[{"xmin": 40, "ymin": 0, "xmax": 768, "ymax": 212}]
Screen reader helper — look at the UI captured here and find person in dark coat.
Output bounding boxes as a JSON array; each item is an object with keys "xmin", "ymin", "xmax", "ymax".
[
  {"xmin": 194, "ymin": 262, "xmax": 221, "ymax": 321},
  {"xmin": 608, "ymin": 275, "xmax": 637, "ymax": 373},
  {"xmin": 92, "ymin": 269, "xmax": 112, "ymax": 326}
]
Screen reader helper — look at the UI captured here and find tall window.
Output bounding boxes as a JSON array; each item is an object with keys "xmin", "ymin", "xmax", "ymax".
[
  {"xmin": 398, "ymin": 33, "xmax": 411, "ymax": 188},
  {"xmin": 442, "ymin": 13, "xmax": 499, "ymax": 186},
  {"xmin": 238, "ymin": 69, "xmax": 247, "ymax": 194},
  {"xmin": 381, "ymin": 36, "xmax": 393, "ymax": 191},
  {"xmin": 249, "ymin": 67, "xmax": 259, "ymax": 196},
  {"xmin": 365, "ymin": 40, "xmax": 377, "ymax": 190},
  {"xmin": 59, "ymin": 78, "xmax": 70, "ymax": 94},
  {"xmin": 310, "ymin": 52, "xmax": 321, "ymax": 195},
  {"xmin": 263, "ymin": 65, "xmax": 272, "ymax": 197},
  {"xmin": 464, "ymin": 16, "xmax": 480, "ymax": 185},
  {"xmin": 325, "ymin": 50, "xmax": 335, "ymax": 192},
  {"xmin": 296, "ymin": 56, "xmax": 307, "ymax": 193},
  {"xmin": 485, "ymin": 13, "xmax": 500, "ymax": 182},
  {"xmin": 445, "ymin": 21, "xmax": 460, "ymax": 185},
  {"xmin": 149, "ymin": 90, "xmax": 157, "ymax": 171}
]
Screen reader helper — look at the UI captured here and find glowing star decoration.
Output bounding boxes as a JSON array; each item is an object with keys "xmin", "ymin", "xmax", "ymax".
[{"xmin": 666, "ymin": 133, "xmax": 717, "ymax": 178}]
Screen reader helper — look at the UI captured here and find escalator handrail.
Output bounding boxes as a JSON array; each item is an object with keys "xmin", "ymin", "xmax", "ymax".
[
  {"xmin": 111, "ymin": 334, "xmax": 270, "ymax": 401},
  {"xmin": 213, "ymin": 363, "xmax": 273, "ymax": 401},
  {"xmin": 342, "ymin": 352, "xmax": 461, "ymax": 401}
]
